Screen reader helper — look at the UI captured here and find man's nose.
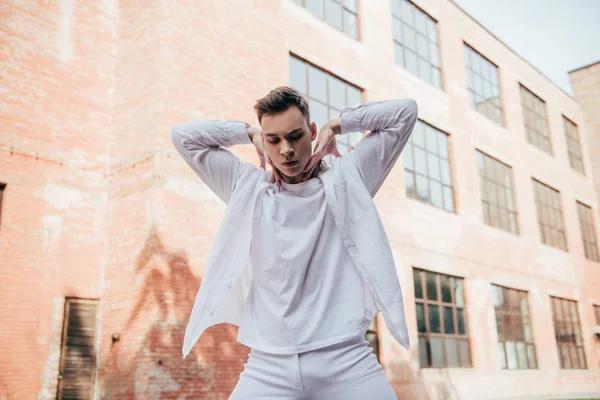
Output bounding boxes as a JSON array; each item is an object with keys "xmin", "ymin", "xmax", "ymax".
[{"xmin": 281, "ymin": 141, "xmax": 294, "ymax": 155}]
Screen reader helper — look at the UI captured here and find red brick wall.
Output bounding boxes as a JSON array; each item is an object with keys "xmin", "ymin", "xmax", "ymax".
[
  {"xmin": 1, "ymin": 0, "xmax": 600, "ymax": 399},
  {"xmin": 0, "ymin": 0, "xmax": 113, "ymax": 398}
]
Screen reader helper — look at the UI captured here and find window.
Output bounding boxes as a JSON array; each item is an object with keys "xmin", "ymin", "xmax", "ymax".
[
  {"xmin": 391, "ymin": 0, "xmax": 441, "ymax": 88},
  {"xmin": 520, "ymin": 85, "xmax": 552, "ymax": 154},
  {"xmin": 476, "ymin": 151, "xmax": 518, "ymax": 234},
  {"xmin": 365, "ymin": 318, "xmax": 380, "ymax": 362},
  {"xmin": 532, "ymin": 179, "xmax": 567, "ymax": 250},
  {"xmin": 576, "ymin": 201, "xmax": 599, "ymax": 262},
  {"xmin": 289, "ymin": 55, "xmax": 363, "ymax": 162},
  {"xmin": 563, "ymin": 117, "xmax": 584, "ymax": 174},
  {"xmin": 404, "ymin": 121, "xmax": 454, "ymax": 211},
  {"xmin": 57, "ymin": 298, "xmax": 98, "ymax": 400},
  {"xmin": 414, "ymin": 269, "xmax": 471, "ymax": 368},
  {"xmin": 550, "ymin": 297, "xmax": 587, "ymax": 369},
  {"xmin": 293, "ymin": 0, "xmax": 358, "ymax": 39},
  {"xmin": 0, "ymin": 183, "xmax": 4, "ymax": 231},
  {"xmin": 492, "ymin": 286, "xmax": 537, "ymax": 369},
  {"xmin": 464, "ymin": 44, "xmax": 503, "ymax": 126}
]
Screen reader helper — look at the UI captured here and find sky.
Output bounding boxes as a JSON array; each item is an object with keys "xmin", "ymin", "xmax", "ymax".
[{"xmin": 452, "ymin": 0, "xmax": 600, "ymax": 95}]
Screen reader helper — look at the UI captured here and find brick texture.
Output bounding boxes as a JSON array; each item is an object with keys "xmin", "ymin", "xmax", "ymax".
[{"xmin": 0, "ymin": 0, "xmax": 599, "ymax": 399}]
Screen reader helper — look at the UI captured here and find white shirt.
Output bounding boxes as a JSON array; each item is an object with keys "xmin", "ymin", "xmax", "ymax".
[
  {"xmin": 171, "ymin": 99, "xmax": 419, "ymax": 358},
  {"xmin": 237, "ymin": 177, "xmax": 370, "ymax": 354}
]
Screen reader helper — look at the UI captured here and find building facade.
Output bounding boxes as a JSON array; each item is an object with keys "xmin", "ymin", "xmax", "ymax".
[{"xmin": 0, "ymin": 0, "xmax": 599, "ymax": 399}]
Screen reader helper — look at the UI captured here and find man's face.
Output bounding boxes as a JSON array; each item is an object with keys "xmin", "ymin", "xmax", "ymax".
[{"xmin": 260, "ymin": 106, "xmax": 317, "ymax": 183}]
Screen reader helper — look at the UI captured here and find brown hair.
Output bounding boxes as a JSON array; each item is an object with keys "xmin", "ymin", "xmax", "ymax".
[{"xmin": 254, "ymin": 86, "xmax": 310, "ymax": 124}]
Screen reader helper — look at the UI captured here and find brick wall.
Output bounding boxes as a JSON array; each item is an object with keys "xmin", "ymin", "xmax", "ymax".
[{"xmin": 0, "ymin": 0, "xmax": 599, "ymax": 399}]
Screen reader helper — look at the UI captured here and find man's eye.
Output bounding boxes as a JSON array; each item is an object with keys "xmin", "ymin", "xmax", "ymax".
[{"xmin": 269, "ymin": 140, "xmax": 279, "ymax": 144}]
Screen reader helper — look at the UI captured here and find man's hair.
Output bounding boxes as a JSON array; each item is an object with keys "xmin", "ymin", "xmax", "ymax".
[{"xmin": 254, "ymin": 86, "xmax": 310, "ymax": 124}]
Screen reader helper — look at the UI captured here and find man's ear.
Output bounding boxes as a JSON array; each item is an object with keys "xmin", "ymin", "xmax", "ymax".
[{"xmin": 310, "ymin": 122, "xmax": 317, "ymax": 141}]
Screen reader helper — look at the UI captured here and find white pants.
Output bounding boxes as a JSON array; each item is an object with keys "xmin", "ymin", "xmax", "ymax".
[{"xmin": 228, "ymin": 336, "xmax": 398, "ymax": 400}]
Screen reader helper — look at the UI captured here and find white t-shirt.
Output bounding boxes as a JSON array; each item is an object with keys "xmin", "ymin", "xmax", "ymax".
[{"xmin": 237, "ymin": 176, "xmax": 371, "ymax": 354}]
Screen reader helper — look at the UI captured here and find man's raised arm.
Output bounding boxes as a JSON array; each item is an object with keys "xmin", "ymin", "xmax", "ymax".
[
  {"xmin": 171, "ymin": 120, "xmax": 253, "ymax": 204},
  {"xmin": 341, "ymin": 99, "xmax": 418, "ymax": 197}
]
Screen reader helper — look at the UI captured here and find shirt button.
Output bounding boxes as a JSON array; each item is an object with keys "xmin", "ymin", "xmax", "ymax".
[
  {"xmin": 227, "ymin": 283, "xmax": 232, "ymax": 289},
  {"xmin": 208, "ymin": 311, "xmax": 214, "ymax": 317}
]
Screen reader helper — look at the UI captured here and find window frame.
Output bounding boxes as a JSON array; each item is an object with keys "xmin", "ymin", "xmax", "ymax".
[
  {"xmin": 464, "ymin": 43, "xmax": 504, "ymax": 126},
  {"xmin": 288, "ymin": 54, "xmax": 364, "ymax": 163},
  {"xmin": 391, "ymin": 0, "xmax": 443, "ymax": 90},
  {"xmin": 492, "ymin": 285, "xmax": 537, "ymax": 369},
  {"xmin": 550, "ymin": 296, "xmax": 587, "ymax": 370},
  {"xmin": 413, "ymin": 268, "xmax": 472, "ymax": 368},
  {"xmin": 563, "ymin": 115, "xmax": 585, "ymax": 174},
  {"xmin": 293, "ymin": 0, "xmax": 360, "ymax": 40},
  {"xmin": 476, "ymin": 150, "xmax": 518, "ymax": 234},
  {"xmin": 576, "ymin": 201, "xmax": 600, "ymax": 262},
  {"xmin": 403, "ymin": 120, "xmax": 455, "ymax": 212},
  {"xmin": 532, "ymin": 178, "xmax": 567, "ymax": 251},
  {"xmin": 520, "ymin": 84, "xmax": 553, "ymax": 155}
]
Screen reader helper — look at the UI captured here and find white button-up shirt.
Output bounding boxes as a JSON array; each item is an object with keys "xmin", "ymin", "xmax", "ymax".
[{"xmin": 171, "ymin": 98, "xmax": 418, "ymax": 359}]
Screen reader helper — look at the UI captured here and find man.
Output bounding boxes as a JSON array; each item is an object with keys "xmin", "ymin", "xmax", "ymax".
[{"xmin": 171, "ymin": 86, "xmax": 418, "ymax": 399}]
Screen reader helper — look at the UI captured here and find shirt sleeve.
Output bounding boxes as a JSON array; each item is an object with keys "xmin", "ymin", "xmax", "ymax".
[
  {"xmin": 171, "ymin": 120, "xmax": 253, "ymax": 204},
  {"xmin": 340, "ymin": 99, "xmax": 418, "ymax": 197}
]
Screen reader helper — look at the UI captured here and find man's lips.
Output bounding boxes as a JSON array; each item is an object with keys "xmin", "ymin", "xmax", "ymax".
[{"xmin": 282, "ymin": 160, "xmax": 298, "ymax": 166}]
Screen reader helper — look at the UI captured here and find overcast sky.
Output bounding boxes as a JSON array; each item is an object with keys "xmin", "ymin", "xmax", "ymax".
[{"xmin": 452, "ymin": 0, "xmax": 600, "ymax": 95}]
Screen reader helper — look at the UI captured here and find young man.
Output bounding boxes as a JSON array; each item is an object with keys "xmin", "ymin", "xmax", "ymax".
[{"xmin": 171, "ymin": 86, "xmax": 418, "ymax": 399}]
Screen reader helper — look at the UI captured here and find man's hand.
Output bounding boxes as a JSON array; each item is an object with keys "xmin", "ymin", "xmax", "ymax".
[
  {"xmin": 247, "ymin": 126, "xmax": 283, "ymax": 186},
  {"xmin": 301, "ymin": 118, "xmax": 343, "ymax": 180}
]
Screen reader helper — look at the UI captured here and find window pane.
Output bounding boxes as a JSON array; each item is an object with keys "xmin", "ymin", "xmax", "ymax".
[
  {"xmin": 457, "ymin": 308, "xmax": 466, "ymax": 334},
  {"xmin": 419, "ymin": 337, "xmax": 430, "ymax": 367},
  {"xmin": 430, "ymin": 180, "xmax": 443, "ymax": 209},
  {"xmin": 454, "ymin": 280, "xmax": 464, "ymax": 307},
  {"xmin": 325, "ymin": 0, "xmax": 343, "ymax": 30},
  {"xmin": 308, "ymin": 67, "xmax": 327, "ymax": 102},
  {"xmin": 440, "ymin": 275, "xmax": 452, "ymax": 303},
  {"xmin": 416, "ymin": 174, "xmax": 429, "ymax": 202},
  {"xmin": 431, "ymin": 337, "xmax": 444, "ymax": 368},
  {"xmin": 517, "ymin": 342, "xmax": 528, "ymax": 369},
  {"xmin": 527, "ymin": 345, "xmax": 537, "ymax": 369},
  {"xmin": 427, "ymin": 153, "xmax": 440, "ymax": 181},
  {"xmin": 341, "ymin": 0, "xmax": 357, "ymax": 12},
  {"xmin": 428, "ymin": 305, "xmax": 441, "ymax": 333},
  {"xmin": 343, "ymin": 9, "xmax": 358, "ymax": 39},
  {"xmin": 413, "ymin": 269, "xmax": 423, "ymax": 298},
  {"xmin": 310, "ymin": 99, "xmax": 328, "ymax": 129},
  {"xmin": 444, "ymin": 306, "xmax": 455, "ymax": 334},
  {"xmin": 506, "ymin": 341, "xmax": 518, "ymax": 369},
  {"xmin": 347, "ymin": 86, "xmax": 362, "ymax": 108},
  {"xmin": 417, "ymin": 303, "xmax": 427, "ymax": 332},
  {"xmin": 459, "ymin": 340, "xmax": 471, "ymax": 367},
  {"xmin": 499, "ymin": 343, "xmax": 507, "ymax": 369},
  {"xmin": 289, "ymin": 57, "xmax": 307, "ymax": 94},
  {"xmin": 406, "ymin": 50, "xmax": 418, "ymax": 75},
  {"xmin": 412, "ymin": 122, "xmax": 425, "ymax": 146},
  {"xmin": 414, "ymin": 147, "xmax": 427, "ymax": 175},
  {"xmin": 443, "ymin": 186, "xmax": 455, "ymax": 212},
  {"xmin": 328, "ymin": 76, "xmax": 346, "ymax": 110},
  {"xmin": 306, "ymin": 0, "xmax": 323, "ymax": 18},
  {"xmin": 426, "ymin": 272, "xmax": 438, "ymax": 301},
  {"xmin": 425, "ymin": 126, "xmax": 439, "ymax": 153},
  {"xmin": 445, "ymin": 338, "xmax": 459, "ymax": 367}
]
